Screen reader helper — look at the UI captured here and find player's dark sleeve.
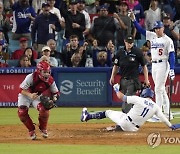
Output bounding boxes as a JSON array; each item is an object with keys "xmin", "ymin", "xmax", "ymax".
[
  {"xmin": 133, "ymin": 20, "xmax": 146, "ymax": 36},
  {"xmin": 169, "ymin": 52, "xmax": 175, "ymax": 69}
]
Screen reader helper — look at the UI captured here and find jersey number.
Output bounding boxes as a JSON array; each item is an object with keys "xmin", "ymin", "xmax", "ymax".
[
  {"xmin": 140, "ymin": 107, "xmax": 149, "ymax": 117},
  {"xmin": 158, "ymin": 49, "xmax": 163, "ymax": 56}
]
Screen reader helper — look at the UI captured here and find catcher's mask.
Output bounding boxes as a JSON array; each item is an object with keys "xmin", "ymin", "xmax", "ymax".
[
  {"xmin": 140, "ymin": 88, "xmax": 154, "ymax": 98},
  {"xmin": 36, "ymin": 61, "xmax": 51, "ymax": 82}
]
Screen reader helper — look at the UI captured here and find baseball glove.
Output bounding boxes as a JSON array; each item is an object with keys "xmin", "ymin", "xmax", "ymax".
[{"xmin": 40, "ymin": 95, "xmax": 56, "ymax": 110}]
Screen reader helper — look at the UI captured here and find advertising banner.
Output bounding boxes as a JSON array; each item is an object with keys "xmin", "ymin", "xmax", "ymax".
[
  {"xmin": 57, "ymin": 72, "xmax": 110, "ymax": 106},
  {"xmin": 0, "ymin": 68, "xmax": 34, "ymax": 107},
  {"xmin": 0, "ymin": 74, "xmax": 26, "ymax": 107},
  {"xmin": 112, "ymin": 74, "xmax": 180, "ymax": 107},
  {"xmin": 0, "ymin": 67, "xmax": 179, "ymax": 107}
]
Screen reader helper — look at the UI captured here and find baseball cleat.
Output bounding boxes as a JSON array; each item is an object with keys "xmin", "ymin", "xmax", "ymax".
[
  {"xmin": 81, "ymin": 107, "xmax": 89, "ymax": 122},
  {"xmin": 40, "ymin": 129, "xmax": 48, "ymax": 138},
  {"xmin": 29, "ymin": 130, "xmax": 37, "ymax": 140}
]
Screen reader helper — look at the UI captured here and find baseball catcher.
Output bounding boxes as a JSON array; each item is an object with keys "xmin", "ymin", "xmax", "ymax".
[{"xmin": 17, "ymin": 61, "xmax": 60, "ymax": 140}]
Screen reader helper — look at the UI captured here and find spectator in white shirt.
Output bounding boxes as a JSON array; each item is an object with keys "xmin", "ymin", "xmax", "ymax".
[{"xmin": 144, "ymin": 0, "xmax": 161, "ymax": 31}]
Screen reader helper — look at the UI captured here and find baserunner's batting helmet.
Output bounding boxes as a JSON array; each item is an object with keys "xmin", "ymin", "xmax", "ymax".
[
  {"xmin": 140, "ymin": 88, "xmax": 154, "ymax": 98},
  {"xmin": 153, "ymin": 21, "xmax": 164, "ymax": 29}
]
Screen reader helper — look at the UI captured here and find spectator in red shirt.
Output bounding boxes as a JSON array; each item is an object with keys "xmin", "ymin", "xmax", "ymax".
[{"xmin": 11, "ymin": 37, "xmax": 38, "ymax": 59}]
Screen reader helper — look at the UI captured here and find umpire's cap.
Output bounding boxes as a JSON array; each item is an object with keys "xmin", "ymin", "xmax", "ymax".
[
  {"xmin": 140, "ymin": 88, "xmax": 154, "ymax": 98},
  {"xmin": 153, "ymin": 21, "xmax": 164, "ymax": 29}
]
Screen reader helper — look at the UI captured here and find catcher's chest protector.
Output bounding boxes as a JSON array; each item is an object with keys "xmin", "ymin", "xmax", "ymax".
[{"xmin": 29, "ymin": 72, "xmax": 53, "ymax": 95}]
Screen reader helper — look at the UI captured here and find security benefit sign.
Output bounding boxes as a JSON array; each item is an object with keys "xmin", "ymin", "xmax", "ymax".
[{"xmin": 58, "ymin": 72, "xmax": 108, "ymax": 106}]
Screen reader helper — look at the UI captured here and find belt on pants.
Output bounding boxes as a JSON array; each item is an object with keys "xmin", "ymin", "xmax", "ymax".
[
  {"xmin": 127, "ymin": 116, "xmax": 139, "ymax": 128},
  {"xmin": 122, "ymin": 77, "xmax": 135, "ymax": 80},
  {"xmin": 152, "ymin": 60, "xmax": 163, "ymax": 63}
]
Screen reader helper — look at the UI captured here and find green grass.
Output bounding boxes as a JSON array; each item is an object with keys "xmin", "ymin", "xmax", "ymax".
[
  {"xmin": 0, "ymin": 144, "xmax": 179, "ymax": 154},
  {"xmin": 0, "ymin": 107, "xmax": 180, "ymax": 154},
  {"xmin": 0, "ymin": 107, "xmax": 115, "ymax": 125},
  {"xmin": 0, "ymin": 107, "xmax": 179, "ymax": 125}
]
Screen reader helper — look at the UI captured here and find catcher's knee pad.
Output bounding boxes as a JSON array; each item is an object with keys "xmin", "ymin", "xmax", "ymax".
[
  {"xmin": 18, "ymin": 105, "xmax": 29, "ymax": 122},
  {"xmin": 37, "ymin": 103, "xmax": 49, "ymax": 117}
]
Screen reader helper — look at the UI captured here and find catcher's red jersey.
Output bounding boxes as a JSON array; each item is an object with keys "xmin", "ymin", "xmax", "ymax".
[{"xmin": 19, "ymin": 72, "xmax": 59, "ymax": 96}]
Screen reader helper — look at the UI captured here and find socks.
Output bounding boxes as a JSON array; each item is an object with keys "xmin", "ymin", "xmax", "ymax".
[{"xmin": 88, "ymin": 111, "xmax": 106, "ymax": 120}]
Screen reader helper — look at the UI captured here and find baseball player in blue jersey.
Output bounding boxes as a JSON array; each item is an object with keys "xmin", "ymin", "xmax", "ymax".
[
  {"xmin": 80, "ymin": 84, "xmax": 180, "ymax": 131},
  {"xmin": 129, "ymin": 12, "xmax": 175, "ymax": 121}
]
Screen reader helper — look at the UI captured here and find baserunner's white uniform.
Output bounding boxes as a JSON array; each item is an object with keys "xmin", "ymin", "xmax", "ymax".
[
  {"xmin": 106, "ymin": 95, "xmax": 171, "ymax": 131},
  {"xmin": 146, "ymin": 31, "xmax": 175, "ymax": 116}
]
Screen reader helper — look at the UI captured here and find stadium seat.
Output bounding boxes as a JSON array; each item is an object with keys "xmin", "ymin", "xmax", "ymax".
[
  {"xmin": 135, "ymin": 39, "xmax": 146, "ymax": 48},
  {"xmin": 8, "ymin": 40, "xmax": 19, "ymax": 53},
  {"xmin": 6, "ymin": 59, "xmax": 19, "ymax": 67}
]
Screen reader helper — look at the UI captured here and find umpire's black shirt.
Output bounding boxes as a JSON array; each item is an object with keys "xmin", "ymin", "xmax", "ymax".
[{"xmin": 114, "ymin": 47, "xmax": 146, "ymax": 79}]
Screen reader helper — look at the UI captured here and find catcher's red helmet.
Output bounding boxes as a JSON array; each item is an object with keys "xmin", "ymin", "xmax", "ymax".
[{"xmin": 36, "ymin": 61, "xmax": 51, "ymax": 82}]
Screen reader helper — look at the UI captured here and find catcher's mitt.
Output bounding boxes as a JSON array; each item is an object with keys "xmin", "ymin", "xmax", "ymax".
[{"xmin": 40, "ymin": 95, "xmax": 56, "ymax": 110}]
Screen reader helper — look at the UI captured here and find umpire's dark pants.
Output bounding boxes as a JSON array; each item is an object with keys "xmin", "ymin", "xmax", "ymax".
[{"xmin": 120, "ymin": 78, "xmax": 136, "ymax": 113}]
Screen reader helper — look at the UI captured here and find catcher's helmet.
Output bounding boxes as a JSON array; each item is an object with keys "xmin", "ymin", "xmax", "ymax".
[
  {"xmin": 36, "ymin": 61, "xmax": 51, "ymax": 82},
  {"xmin": 153, "ymin": 21, "xmax": 164, "ymax": 29},
  {"xmin": 140, "ymin": 88, "xmax": 154, "ymax": 98}
]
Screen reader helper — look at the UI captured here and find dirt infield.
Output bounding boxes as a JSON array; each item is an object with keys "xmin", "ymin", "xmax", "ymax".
[{"xmin": 0, "ymin": 123, "xmax": 180, "ymax": 145}]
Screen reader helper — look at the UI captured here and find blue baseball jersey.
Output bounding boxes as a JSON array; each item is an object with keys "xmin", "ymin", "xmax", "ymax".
[{"xmin": 12, "ymin": 2, "xmax": 36, "ymax": 34}]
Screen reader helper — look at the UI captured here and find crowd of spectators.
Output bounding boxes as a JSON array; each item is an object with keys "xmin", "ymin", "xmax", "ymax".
[{"xmin": 0, "ymin": 0, "xmax": 179, "ymax": 70}]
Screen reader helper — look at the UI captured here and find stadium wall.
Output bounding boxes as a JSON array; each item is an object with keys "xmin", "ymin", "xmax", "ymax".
[{"xmin": 0, "ymin": 67, "xmax": 179, "ymax": 107}]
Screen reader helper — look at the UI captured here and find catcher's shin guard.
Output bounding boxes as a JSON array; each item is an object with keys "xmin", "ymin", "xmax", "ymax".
[
  {"xmin": 18, "ymin": 106, "xmax": 35, "ymax": 132},
  {"xmin": 37, "ymin": 103, "xmax": 49, "ymax": 130}
]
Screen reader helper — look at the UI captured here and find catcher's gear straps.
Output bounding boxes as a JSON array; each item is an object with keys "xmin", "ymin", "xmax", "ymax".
[
  {"xmin": 29, "ymin": 72, "xmax": 52, "ymax": 94},
  {"xmin": 18, "ymin": 105, "xmax": 35, "ymax": 132},
  {"xmin": 37, "ymin": 103, "xmax": 49, "ymax": 130}
]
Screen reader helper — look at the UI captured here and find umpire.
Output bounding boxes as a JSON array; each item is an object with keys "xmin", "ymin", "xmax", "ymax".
[{"xmin": 110, "ymin": 35, "xmax": 150, "ymax": 113}]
